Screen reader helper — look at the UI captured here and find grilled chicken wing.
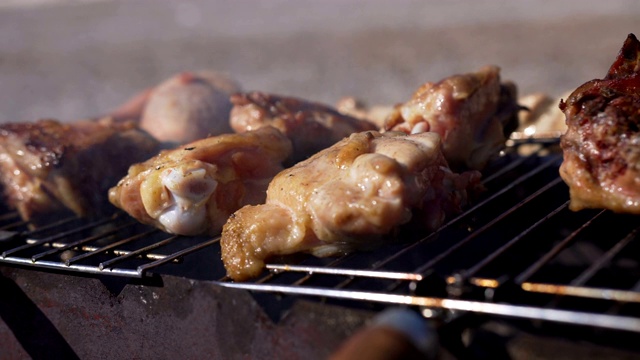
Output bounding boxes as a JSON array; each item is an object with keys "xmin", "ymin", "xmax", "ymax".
[
  {"xmin": 221, "ymin": 130, "xmax": 480, "ymax": 281},
  {"xmin": 229, "ymin": 92, "xmax": 377, "ymax": 163},
  {"xmin": 108, "ymin": 126, "xmax": 292, "ymax": 236},
  {"xmin": 0, "ymin": 117, "xmax": 160, "ymax": 223},
  {"xmin": 559, "ymin": 33, "xmax": 640, "ymax": 214},
  {"xmin": 384, "ymin": 65, "xmax": 520, "ymax": 171}
]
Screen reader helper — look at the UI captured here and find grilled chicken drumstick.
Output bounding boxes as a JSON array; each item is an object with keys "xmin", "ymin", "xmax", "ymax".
[
  {"xmin": 108, "ymin": 126, "xmax": 292, "ymax": 236},
  {"xmin": 559, "ymin": 33, "xmax": 640, "ymax": 214},
  {"xmin": 221, "ymin": 130, "xmax": 480, "ymax": 281}
]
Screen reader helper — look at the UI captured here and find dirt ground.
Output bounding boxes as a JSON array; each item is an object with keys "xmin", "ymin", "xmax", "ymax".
[{"xmin": 0, "ymin": 0, "xmax": 638, "ymax": 123}]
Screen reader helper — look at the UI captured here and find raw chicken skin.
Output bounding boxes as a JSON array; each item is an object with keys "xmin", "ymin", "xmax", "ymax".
[
  {"xmin": 109, "ymin": 126, "xmax": 292, "ymax": 236},
  {"xmin": 384, "ymin": 65, "xmax": 520, "ymax": 171},
  {"xmin": 221, "ymin": 131, "xmax": 480, "ymax": 281}
]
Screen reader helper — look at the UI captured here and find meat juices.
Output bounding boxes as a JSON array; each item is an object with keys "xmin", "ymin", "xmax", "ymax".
[
  {"xmin": 559, "ymin": 33, "xmax": 640, "ymax": 214},
  {"xmin": 0, "ymin": 117, "xmax": 160, "ymax": 223},
  {"xmin": 384, "ymin": 65, "xmax": 520, "ymax": 171},
  {"xmin": 221, "ymin": 130, "xmax": 480, "ymax": 281},
  {"xmin": 108, "ymin": 126, "xmax": 292, "ymax": 236},
  {"xmin": 230, "ymin": 92, "xmax": 378, "ymax": 164}
]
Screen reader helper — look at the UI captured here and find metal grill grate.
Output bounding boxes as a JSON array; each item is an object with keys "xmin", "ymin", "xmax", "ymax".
[
  {"xmin": 0, "ymin": 211, "xmax": 219, "ymax": 278},
  {"xmin": 0, "ymin": 138, "xmax": 639, "ymax": 333}
]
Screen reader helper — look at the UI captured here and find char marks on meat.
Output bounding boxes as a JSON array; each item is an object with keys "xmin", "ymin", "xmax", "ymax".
[
  {"xmin": 230, "ymin": 92, "xmax": 377, "ymax": 164},
  {"xmin": 559, "ymin": 33, "xmax": 640, "ymax": 214},
  {"xmin": 108, "ymin": 126, "xmax": 292, "ymax": 236},
  {"xmin": 384, "ymin": 65, "xmax": 520, "ymax": 171},
  {"xmin": 221, "ymin": 130, "xmax": 481, "ymax": 281},
  {"xmin": 0, "ymin": 117, "xmax": 160, "ymax": 223}
]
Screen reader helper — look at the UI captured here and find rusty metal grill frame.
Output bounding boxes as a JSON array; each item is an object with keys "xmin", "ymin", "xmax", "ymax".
[{"xmin": 0, "ymin": 138, "xmax": 639, "ymax": 334}]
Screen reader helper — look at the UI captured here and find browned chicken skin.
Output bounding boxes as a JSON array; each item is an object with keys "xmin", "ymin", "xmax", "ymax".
[
  {"xmin": 0, "ymin": 117, "xmax": 160, "ymax": 222},
  {"xmin": 221, "ymin": 130, "xmax": 480, "ymax": 281},
  {"xmin": 559, "ymin": 33, "xmax": 640, "ymax": 214},
  {"xmin": 384, "ymin": 65, "xmax": 520, "ymax": 171},
  {"xmin": 109, "ymin": 126, "xmax": 292, "ymax": 236},
  {"xmin": 229, "ymin": 92, "xmax": 377, "ymax": 163}
]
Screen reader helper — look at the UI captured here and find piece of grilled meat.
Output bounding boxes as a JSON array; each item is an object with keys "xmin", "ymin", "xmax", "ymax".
[
  {"xmin": 559, "ymin": 33, "xmax": 640, "ymax": 214},
  {"xmin": 109, "ymin": 126, "xmax": 292, "ymax": 236},
  {"xmin": 139, "ymin": 71, "xmax": 241, "ymax": 145},
  {"xmin": 229, "ymin": 92, "xmax": 377, "ymax": 164},
  {"xmin": 221, "ymin": 130, "xmax": 480, "ymax": 281},
  {"xmin": 0, "ymin": 117, "xmax": 160, "ymax": 223},
  {"xmin": 384, "ymin": 65, "xmax": 520, "ymax": 171}
]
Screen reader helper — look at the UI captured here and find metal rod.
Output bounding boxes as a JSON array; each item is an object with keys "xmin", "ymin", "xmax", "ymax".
[
  {"xmin": 569, "ymin": 226, "xmax": 640, "ymax": 287},
  {"xmin": 2, "ymin": 215, "xmax": 120, "ymax": 258},
  {"xmin": 377, "ymin": 154, "xmax": 562, "ymax": 275},
  {"xmin": 0, "ymin": 220, "xmax": 28, "ymax": 231},
  {"xmin": 413, "ymin": 170, "xmax": 564, "ymax": 276},
  {"xmin": 23, "ymin": 215, "xmax": 84, "ymax": 236},
  {"xmin": 137, "ymin": 236, "xmax": 220, "ymax": 274},
  {"xmin": 99, "ymin": 235, "xmax": 180, "ymax": 270},
  {"xmin": 0, "ymin": 229, "xmax": 19, "ymax": 243},
  {"xmin": 65, "ymin": 228, "xmax": 160, "ymax": 265},
  {"xmin": 30, "ymin": 221, "xmax": 138, "ymax": 262},
  {"xmin": 481, "ymin": 151, "xmax": 540, "ymax": 185},
  {"xmin": 217, "ymin": 282, "xmax": 640, "ymax": 333},
  {"xmin": 0, "ymin": 255, "xmax": 142, "ymax": 277},
  {"xmin": 521, "ymin": 282, "xmax": 640, "ymax": 303},
  {"xmin": 509, "ymin": 131, "xmax": 563, "ymax": 141},
  {"xmin": 0, "ymin": 211, "xmax": 19, "ymax": 222},
  {"xmin": 461, "ymin": 193, "xmax": 567, "ymax": 280},
  {"xmin": 514, "ymin": 210, "xmax": 607, "ymax": 284},
  {"xmin": 266, "ymin": 264, "xmax": 423, "ymax": 281}
]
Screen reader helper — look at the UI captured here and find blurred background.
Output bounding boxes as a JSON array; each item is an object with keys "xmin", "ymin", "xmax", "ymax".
[{"xmin": 0, "ymin": 0, "xmax": 639, "ymax": 123}]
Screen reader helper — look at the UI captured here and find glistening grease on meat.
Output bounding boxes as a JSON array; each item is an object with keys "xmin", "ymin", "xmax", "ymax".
[
  {"xmin": 221, "ymin": 130, "xmax": 480, "ymax": 281},
  {"xmin": 559, "ymin": 33, "xmax": 640, "ymax": 214},
  {"xmin": 384, "ymin": 65, "xmax": 520, "ymax": 171},
  {"xmin": 108, "ymin": 126, "xmax": 292, "ymax": 236},
  {"xmin": 230, "ymin": 92, "xmax": 377, "ymax": 164},
  {"xmin": 0, "ymin": 117, "xmax": 160, "ymax": 223}
]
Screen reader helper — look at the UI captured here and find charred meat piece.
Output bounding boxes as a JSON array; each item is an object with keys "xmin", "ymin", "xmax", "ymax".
[
  {"xmin": 230, "ymin": 92, "xmax": 377, "ymax": 164},
  {"xmin": 559, "ymin": 33, "xmax": 640, "ymax": 214},
  {"xmin": 221, "ymin": 130, "xmax": 480, "ymax": 281},
  {"xmin": 384, "ymin": 65, "xmax": 520, "ymax": 171},
  {"xmin": 0, "ymin": 117, "xmax": 160, "ymax": 223},
  {"xmin": 109, "ymin": 126, "xmax": 292, "ymax": 236}
]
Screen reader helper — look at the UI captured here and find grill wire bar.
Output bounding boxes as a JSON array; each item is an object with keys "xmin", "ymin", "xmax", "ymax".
[
  {"xmin": 0, "ymin": 138, "xmax": 639, "ymax": 335},
  {"xmin": 217, "ymin": 282, "xmax": 640, "ymax": 333},
  {"xmin": 0, "ymin": 212, "xmax": 220, "ymax": 278}
]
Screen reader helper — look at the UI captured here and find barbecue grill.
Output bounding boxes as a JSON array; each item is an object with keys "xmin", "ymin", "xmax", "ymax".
[{"xmin": 1, "ymin": 137, "xmax": 639, "ymax": 358}]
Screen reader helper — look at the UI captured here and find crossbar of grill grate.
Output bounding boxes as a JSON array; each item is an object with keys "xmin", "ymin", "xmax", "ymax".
[{"xmin": 0, "ymin": 138, "xmax": 639, "ymax": 333}]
